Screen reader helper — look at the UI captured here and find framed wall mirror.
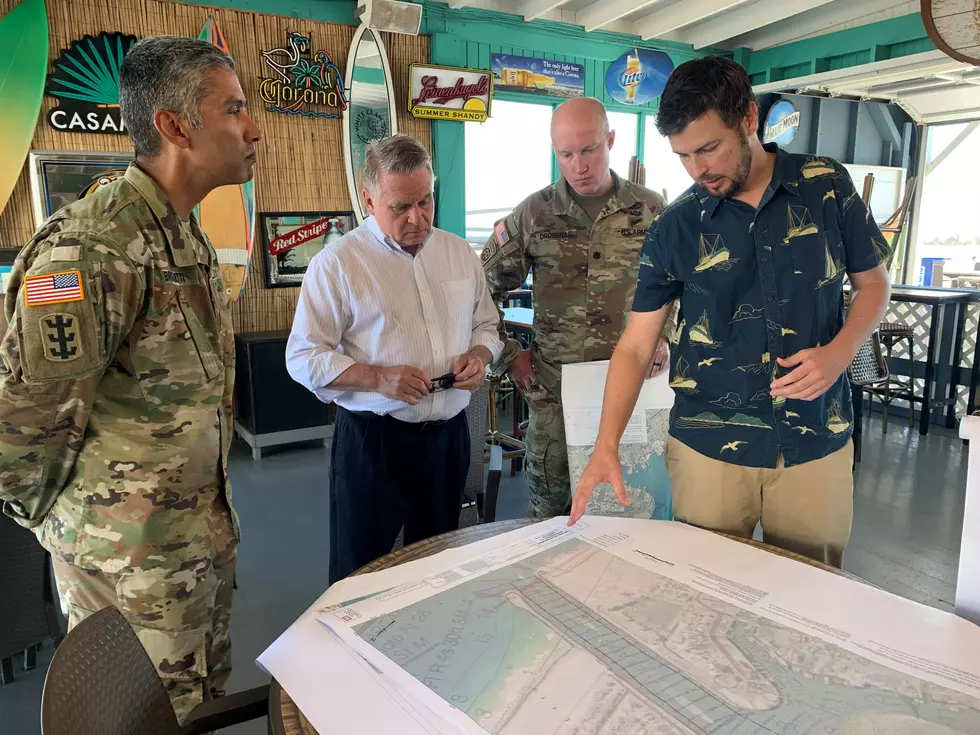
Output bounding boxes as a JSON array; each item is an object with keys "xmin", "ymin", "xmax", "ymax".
[
  {"xmin": 28, "ymin": 150, "xmax": 133, "ymax": 229},
  {"xmin": 343, "ymin": 25, "xmax": 398, "ymax": 224}
]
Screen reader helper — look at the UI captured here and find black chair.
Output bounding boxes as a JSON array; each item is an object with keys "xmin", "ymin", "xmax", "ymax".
[
  {"xmin": 848, "ymin": 330, "xmax": 889, "ymax": 466},
  {"xmin": 40, "ymin": 606, "xmax": 269, "ymax": 735},
  {"xmin": 0, "ymin": 513, "xmax": 63, "ymax": 684},
  {"xmin": 864, "ymin": 321, "xmax": 917, "ymax": 433}
]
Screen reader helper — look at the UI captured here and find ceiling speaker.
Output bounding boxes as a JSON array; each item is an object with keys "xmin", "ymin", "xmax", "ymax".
[{"xmin": 355, "ymin": 0, "xmax": 423, "ymax": 36}]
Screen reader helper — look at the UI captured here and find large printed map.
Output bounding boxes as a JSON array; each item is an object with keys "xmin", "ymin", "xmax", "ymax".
[{"xmin": 353, "ymin": 538, "xmax": 980, "ymax": 734}]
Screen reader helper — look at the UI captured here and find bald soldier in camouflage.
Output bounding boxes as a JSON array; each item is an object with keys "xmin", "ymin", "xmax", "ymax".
[
  {"xmin": 483, "ymin": 98, "xmax": 674, "ymax": 517},
  {"xmin": 0, "ymin": 38, "xmax": 260, "ymax": 721}
]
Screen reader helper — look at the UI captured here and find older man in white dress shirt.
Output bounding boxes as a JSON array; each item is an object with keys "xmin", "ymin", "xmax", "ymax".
[{"xmin": 287, "ymin": 134, "xmax": 503, "ymax": 583}]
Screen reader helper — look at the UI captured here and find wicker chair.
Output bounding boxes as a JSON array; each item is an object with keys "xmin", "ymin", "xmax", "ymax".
[
  {"xmin": 0, "ymin": 513, "xmax": 63, "ymax": 684},
  {"xmin": 460, "ymin": 382, "xmax": 505, "ymax": 525},
  {"xmin": 847, "ymin": 330, "xmax": 889, "ymax": 465},
  {"xmin": 40, "ymin": 606, "xmax": 269, "ymax": 735}
]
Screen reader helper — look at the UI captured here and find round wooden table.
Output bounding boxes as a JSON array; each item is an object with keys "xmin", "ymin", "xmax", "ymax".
[{"xmin": 269, "ymin": 519, "xmax": 865, "ymax": 735}]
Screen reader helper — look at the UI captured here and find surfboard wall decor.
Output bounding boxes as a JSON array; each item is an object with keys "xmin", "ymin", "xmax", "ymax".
[
  {"xmin": 0, "ymin": 0, "xmax": 48, "ymax": 221},
  {"xmin": 197, "ymin": 14, "xmax": 256, "ymax": 302}
]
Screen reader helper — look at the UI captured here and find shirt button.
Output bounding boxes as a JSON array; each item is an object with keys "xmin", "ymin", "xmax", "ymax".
[
  {"xmin": 766, "ymin": 296, "xmax": 774, "ymax": 302},
  {"xmin": 593, "ymin": 251, "xmax": 601, "ymax": 260},
  {"xmin": 761, "ymin": 256, "xmax": 768, "ymax": 263}
]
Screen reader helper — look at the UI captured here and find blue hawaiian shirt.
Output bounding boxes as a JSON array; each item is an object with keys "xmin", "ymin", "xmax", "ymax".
[{"xmin": 633, "ymin": 144, "xmax": 890, "ymax": 468}]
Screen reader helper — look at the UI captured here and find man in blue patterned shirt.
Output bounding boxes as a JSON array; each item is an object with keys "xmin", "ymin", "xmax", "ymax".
[{"xmin": 569, "ymin": 56, "xmax": 891, "ymax": 567}]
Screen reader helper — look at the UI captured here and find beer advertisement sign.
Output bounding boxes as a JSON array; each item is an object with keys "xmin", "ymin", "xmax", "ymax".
[
  {"xmin": 258, "ymin": 31, "xmax": 348, "ymax": 120},
  {"xmin": 763, "ymin": 100, "xmax": 801, "ymax": 146},
  {"xmin": 490, "ymin": 54, "xmax": 585, "ymax": 98},
  {"xmin": 409, "ymin": 64, "xmax": 492, "ymax": 122},
  {"xmin": 604, "ymin": 48, "xmax": 674, "ymax": 106}
]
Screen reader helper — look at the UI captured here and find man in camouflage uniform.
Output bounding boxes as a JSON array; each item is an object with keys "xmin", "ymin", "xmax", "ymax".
[
  {"xmin": 0, "ymin": 37, "xmax": 260, "ymax": 721},
  {"xmin": 483, "ymin": 97, "xmax": 674, "ymax": 517}
]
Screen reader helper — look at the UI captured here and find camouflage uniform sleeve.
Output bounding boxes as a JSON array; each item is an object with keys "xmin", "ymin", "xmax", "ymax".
[
  {"xmin": 646, "ymin": 193, "xmax": 677, "ymax": 339},
  {"xmin": 481, "ymin": 206, "xmax": 531, "ymax": 374},
  {"xmin": 0, "ymin": 231, "xmax": 143, "ymax": 527}
]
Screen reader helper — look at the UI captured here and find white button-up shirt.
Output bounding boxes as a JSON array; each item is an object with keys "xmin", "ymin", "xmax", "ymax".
[{"xmin": 286, "ymin": 217, "xmax": 503, "ymax": 422}]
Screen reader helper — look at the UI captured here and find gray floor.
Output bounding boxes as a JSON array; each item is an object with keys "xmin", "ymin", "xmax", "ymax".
[{"xmin": 0, "ymin": 415, "xmax": 969, "ymax": 733}]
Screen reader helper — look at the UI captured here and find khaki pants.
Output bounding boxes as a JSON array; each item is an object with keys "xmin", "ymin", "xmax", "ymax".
[
  {"xmin": 666, "ymin": 436, "xmax": 854, "ymax": 568},
  {"xmin": 52, "ymin": 504, "xmax": 237, "ymax": 723}
]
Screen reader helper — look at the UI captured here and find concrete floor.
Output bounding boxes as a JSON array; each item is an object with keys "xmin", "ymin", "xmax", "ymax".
[{"xmin": 0, "ymin": 415, "xmax": 969, "ymax": 733}]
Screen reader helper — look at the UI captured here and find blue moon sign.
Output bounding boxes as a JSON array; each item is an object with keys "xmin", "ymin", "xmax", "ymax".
[{"xmin": 763, "ymin": 100, "xmax": 801, "ymax": 146}]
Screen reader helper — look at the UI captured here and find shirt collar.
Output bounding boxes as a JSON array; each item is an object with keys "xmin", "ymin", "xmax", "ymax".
[
  {"xmin": 700, "ymin": 142, "xmax": 798, "ymax": 220},
  {"xmin": 553, "ymin": 171, "xmax": 630, "ymax": 217},
  {"xmin": 124, "ymin": 163, "xmax": 199, "ymax": 267},
  {"xmin": 365, "ymin": 215, "xmax": 431, "ymax": 254}
]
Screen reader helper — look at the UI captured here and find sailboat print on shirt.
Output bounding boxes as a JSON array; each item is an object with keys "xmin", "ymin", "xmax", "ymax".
[
  {"xmin": 669, "ymin": 356, "xmax": 698, "ymax": 392},
  {"xmin": 783, "ymin": 204, "xmax": 819, "ymax": 243},
  {"xmin": 826, "ymin": 399, "xmax": 851, "ymax": 434},
  {"xmin": 695, "ymin": 234, "xmax": 737, "ymax": 272},
  {"xmin": 801, "ymin": 158, "xmax": 836, "ymax": 179},
  {"xmin": 689, "ymin": 311, "xmax": 721, "ymax": 349},
  {"xmin": 816, "ymin": 238, "xmax": 845, "ymax": 288},
  {"xmin": 771, "ymin": 359, "xmax": 786, "ymax": 409}
]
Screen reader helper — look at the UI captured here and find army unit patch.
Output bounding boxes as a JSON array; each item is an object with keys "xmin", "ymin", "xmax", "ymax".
[
  {"xmin": 25, "ymin": 270, "xmax": 85, "ymax": 306},
  {"xmin": 480, "ymin": 241, "xmax": 498, "ymax": 265},
  {"xmin": 40, "ymin": 313, "xmax": 83, "ymax": 362}
]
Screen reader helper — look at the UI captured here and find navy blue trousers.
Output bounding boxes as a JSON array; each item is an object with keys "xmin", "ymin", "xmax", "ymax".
[{"xmin": 328, "ymin": 407, "xmax": 470, "ymax": 584}]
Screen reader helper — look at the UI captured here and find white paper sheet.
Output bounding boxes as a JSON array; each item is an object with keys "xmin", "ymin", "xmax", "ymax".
[
  {"xmin": 260, "ymin": 518, "xmax": 980, "ymax": 734},
  {"xmin": 562, "ymin": 360, "xmax": 675, "ymax": 520},
  {"xmin": 560, "ymin": 361, "xmax": 674, "ymax": 446}
]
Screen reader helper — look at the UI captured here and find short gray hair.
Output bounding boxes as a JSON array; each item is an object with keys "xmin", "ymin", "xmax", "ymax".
[
  {"xmin": 362, "ymin": 134, "xmax": 432, "ymax": 194},
  {"xmin": 120, "ymin": 36, "xmax": 236, "ymax": 158}
]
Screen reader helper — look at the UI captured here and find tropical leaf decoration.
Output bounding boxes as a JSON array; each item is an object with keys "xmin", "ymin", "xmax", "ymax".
[{"xmin": 47, "ymin": 32, "xmax": 137, "ymax": 106}]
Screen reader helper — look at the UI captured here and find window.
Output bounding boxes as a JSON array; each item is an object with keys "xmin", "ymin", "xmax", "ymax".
[
  {"xmin": 911, "ymin": 122, "xmax": 980, "ymax": 287},
  {"xmin": 606, "ymin": 111, "xmax": 638, "ymax": 181},
  {"xmin": 642, "ymin": 116, "xmax": 693, "ymax": 204},
  {"xmin": 464, "ymin": 101, "xmax": 554, "ymax": 248}
]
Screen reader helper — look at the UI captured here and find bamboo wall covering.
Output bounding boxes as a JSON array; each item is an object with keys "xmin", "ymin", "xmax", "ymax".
[{"xmin": 0, "ymin": 0, "xmax": 431, "ymax": 333}]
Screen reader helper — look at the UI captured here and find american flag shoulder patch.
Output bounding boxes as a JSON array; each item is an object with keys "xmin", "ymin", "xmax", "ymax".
[
  {"xmin": 494, "ymin": 219, "xmax": 512, "ymax": 248},
  {"xmin": 24, "ymin": 270, "xmax": 86, "ymax": 307}
]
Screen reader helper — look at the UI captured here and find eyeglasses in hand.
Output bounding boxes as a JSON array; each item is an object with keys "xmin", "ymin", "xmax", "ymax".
[{"xmin": 429, "ymin": 373, "xmax": 457, "ymax": 392}]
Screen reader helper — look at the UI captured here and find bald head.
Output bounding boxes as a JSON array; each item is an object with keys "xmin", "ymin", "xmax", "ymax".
[
  {"xmin": 551, "ymin": 97, "xmax": 615, "ymax": 197},
  {"xmin": 551, "ymin": 97, "xmax": 609, "ymax": 138}
]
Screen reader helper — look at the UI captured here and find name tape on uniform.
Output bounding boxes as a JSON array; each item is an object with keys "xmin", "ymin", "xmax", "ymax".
[{"xmin": 25, "ymin": 270, "xmax": 86, "ymax": 307}]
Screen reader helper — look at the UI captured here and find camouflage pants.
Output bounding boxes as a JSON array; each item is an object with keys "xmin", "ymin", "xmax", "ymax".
[
  {"xmin": 51, "ymin": 505, "xmax": 237, "ymax": 724},
  {"xmin": 524, "ymin": 382, "xmax": 572, "ymax": 518}
]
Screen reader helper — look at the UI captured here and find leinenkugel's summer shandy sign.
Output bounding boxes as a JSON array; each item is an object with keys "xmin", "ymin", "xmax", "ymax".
[{"xmin": 408, "ymin": 64, "xmax": 492, "ymax": 122}]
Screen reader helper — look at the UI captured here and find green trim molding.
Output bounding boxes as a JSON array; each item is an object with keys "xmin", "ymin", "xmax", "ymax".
[{"xmin": 741, "ymin": 13, "xmax": 935, "ymax": 86}]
